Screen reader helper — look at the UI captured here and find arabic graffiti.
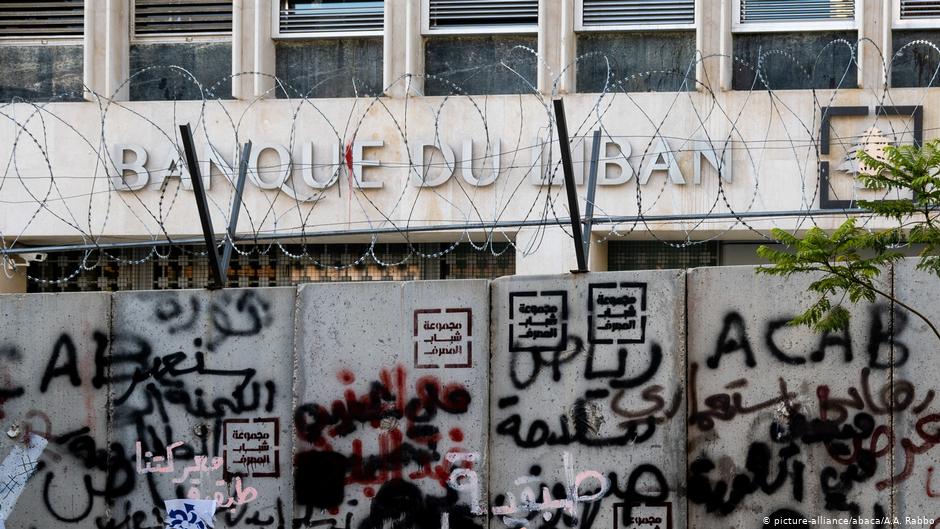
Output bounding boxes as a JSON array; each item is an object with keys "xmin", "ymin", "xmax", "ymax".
[
  {"xmin": 293, "ymin": 364, "xmax": 474, "ymax": 526},
  {"xmin": 414, "ymin": 308, "xmax": 473, "ymax": 369},
  {"xmin": 686, "ymin": 259, "xmax": 936, "ymax": 529},
  {"xmin": 223, "ymin": 417, "xmax": 280, "ymax": 478},
  {"xmin": 0, "ymin": 268, "xmax": 937, "ymax": 529},
  {"xmin": 509, "ymin": 291, "xmax": 568, "ymax": 351},
  {"xmin": 589, "ymin": 283, "xmax": 647, "ymax": 344},
  {"xmin": 490, "ymin": 452, "xmax": 609, "ymax": 527},
  {"xmin": 492, "ymin": 276, "xmax": 685, "ymax": 529}
]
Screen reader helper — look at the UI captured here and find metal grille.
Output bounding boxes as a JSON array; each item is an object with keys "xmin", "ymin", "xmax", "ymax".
[
  {"xmin": 901, "ymin": 0, "xmax": 940, "ymax": 19},
  {"xmin": 279, "ymin": 1, "xmax": 384, "ymax": 35},
  {"xmin": 739, "ymin": 0, "xmax": 855, "ymax": 23},
  {"xmin": 134, "ymin": 0, "xmax": 232, "ymax": 37},
  {"xmin": 582, "ymin": 0, "xmax": 694, "ymax": 27},
  {"xmin": 0, "ymin": 0, "xmax": 84, "ymax": 38},
  {"xmin": 26, "ymin": 243, "xmax": 515, "ymax": 292},
  {"xmin": 607, "ymin": 240, "xmax": 718, "ymax": 271},
  {"xmin": 428, "ymin": 0, "xmax": 538, "ymax": 30}
]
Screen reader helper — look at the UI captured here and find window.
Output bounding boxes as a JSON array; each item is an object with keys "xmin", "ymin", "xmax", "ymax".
[
  {"xmin": 133, "ymin": 0, "xmax": 233, "ymax": 38},
  {"xmin": 423, "ymin": 0, "xmax": 538, "ymax": 35},
  {"xmin": 575, "ymin": 1, "xmax": 696, "ymax": 93},
  {"xmin": 423, "ymin": 1, "xmax": 539, "ymax": 95},
  {"xmin": 0, "ymin": 0, "xmax": 84, "ymax": 38},
  {"xmin": 895, "ymin": 0, "xmax": 940, "ymax": 29},
  {"xmin": 576, "ymin": 0, "xmax": 694, "ymax": 32},
  {"xmin": 129, "ymin": 1, "xmax": 233, "ymax": 101},
  {"xmin": 274, "ymin": 0, "xmax": 384, "ymax": 39},
  {"xmin": 0, "ymin": 1, "xmax": 84, "ymax": 102},
  {"xmin": 731, "ymin": 0, "xmax": 859, "ymax": 90},
  {"xmin": 273, "ymin": 1, "xmax": 385, "ymax": 98},
  {"xmin": 733, "ymin": 0, "xmax": 858, "ymax": 33},
  {"xmin": 892, "ymin": 0, "xmax": 940, "ymax": 87},
  {"xmin": 26, "ymin": 243, "xmax": 515, "ymax": 291},
  {"xmin": 607, "ymin": 241, "xmax": 718, "ymax": 271}
]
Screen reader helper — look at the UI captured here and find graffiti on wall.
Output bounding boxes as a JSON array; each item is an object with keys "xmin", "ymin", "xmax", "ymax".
[
  {"xmin": 492, "ymin": 277, "xmax": 684, "ymax": 529},
  {"xmin": 0, "ymin": 266, "xmax": 936, "ymax": 528}
]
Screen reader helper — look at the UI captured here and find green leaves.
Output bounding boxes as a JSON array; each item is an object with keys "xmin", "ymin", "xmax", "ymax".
[
  {"xmin": 857, "ymin": 141, "xmax": 940, "ymax": 218},
  {"xmin": 757, "ymin": 219, "xmax": 901, "ymax": 332},
  {"xmin": 758, "ymin": 139, "xmax": 940, "ymax": 338}
]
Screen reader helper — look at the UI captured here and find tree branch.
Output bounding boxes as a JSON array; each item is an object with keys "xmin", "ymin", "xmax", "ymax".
[{"xmin": 824, "ymin": 263, "xmax": 940, "ymax": 344}]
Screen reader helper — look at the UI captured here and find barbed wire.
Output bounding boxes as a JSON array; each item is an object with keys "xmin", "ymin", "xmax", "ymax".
[{"xmin": 1, "ymin": 38, "xmax": 939, "ymax": 286}]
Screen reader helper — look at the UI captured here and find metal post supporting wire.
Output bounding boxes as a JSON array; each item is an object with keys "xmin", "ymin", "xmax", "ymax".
[
  {"xmin": 179, "ymin": 123, "xmax": 225, "ymax": 289},
  {"xmin": 582, "ymin": 129, "xmax": 602, "ymax": 264},
  {"xmin": 553, "ymin": 99, "xmax": 589, "ymax": 273},
  {"xmin": 219, "ymin": 141, "xmax": 253, "ymax": 283}
]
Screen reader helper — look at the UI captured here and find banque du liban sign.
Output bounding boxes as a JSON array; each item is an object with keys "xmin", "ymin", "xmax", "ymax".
[{"xmin": 108, "ymin": 134, "xmax": 732, "ymax": 200}]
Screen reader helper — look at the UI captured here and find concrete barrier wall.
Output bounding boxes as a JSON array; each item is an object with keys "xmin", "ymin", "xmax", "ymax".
[
  {"xmin": 293, "ymin": 281, "xmax": 490, "ymax": 529},
  {"xmin": 687, "ymin": 267, "xmax": 894, "ymax": 528},
  {"xmin": 0, "ymin": 262, "xmax": 936, "ymax": 528},
  {"xmin": 490, "ymin": 271, "xmax": 686, "ymax": 529}
]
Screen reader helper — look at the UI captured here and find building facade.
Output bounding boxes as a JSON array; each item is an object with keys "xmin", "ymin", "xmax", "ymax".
[{"xmin": 0, "ymin": 0, "xmax": 938, "ymax": 292}]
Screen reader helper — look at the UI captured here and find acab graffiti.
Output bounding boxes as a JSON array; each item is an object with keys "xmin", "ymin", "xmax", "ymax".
[{"xmin": 0, "ymin": 268, "xmax": 937, "ymax": 529}]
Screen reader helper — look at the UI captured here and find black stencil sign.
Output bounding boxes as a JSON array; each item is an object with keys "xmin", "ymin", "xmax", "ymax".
[
  {"xmin": 508, "ymin": 290, "xmax": 568, "ymax": 352},
  {"xmin": 413, "ymin": 308, "xmax": 473, "ymax": 368},
  {"xmin": 614, "ymin": 502, "xmax": 672, "ymax": 529},
  {"xmin": 222, "ymin": 417, "xmax": 280, "ymax": 479},
  {"xmin": 589, "ymin": 282, "xmax": 647, "ymax": 344}
]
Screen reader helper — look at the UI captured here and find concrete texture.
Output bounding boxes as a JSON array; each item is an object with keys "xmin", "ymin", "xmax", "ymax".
[
  {"xmin": 687, "ymin": 265, "xmax": 893, "ymax": 528},
  {"xmin": 109, "ymin": 287, "xmax": 295, "ymax": 527},
  {"xmin": 490, "ymin": 270, "xmax": 686, "ymax": 529},
  {"xmin": 0, "ymin": 260, "xmax": 938, "ymax": 528},
  {"xmin": 0, "ymin": 292, "xmax": 111, "ymax": 527},
  {"xmin": 294, "ymin": 280, "xmax": 490, "ymax": 528},
  {"xmin": 888, "ymin": 258, "xmax": 940, "ymax": 525},
  {"xmin": 129, "ymin": 42, "xmax": 233, "ymax": 101}
]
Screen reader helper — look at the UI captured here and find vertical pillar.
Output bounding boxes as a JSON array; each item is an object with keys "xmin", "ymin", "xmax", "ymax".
[
  {"xmin": 856, "ymin": 0, "xmax": 892, "ymax": 89},
  {"xmin": 695, "ymin": 0, "xmax": 727, "ymax": 92},
  {"xmin": 537, "ymin": 0, "xmax": 563, "ymax": 95},
  {"xmin": 588, "ymin": 232, "xmax": 609, "ymax": 272},
  {"xmin": 557, "ymin": 0, "xmax": 576, "ymax": 94},
  {"xmin": 385, "ymin": 0, "xmax": 419, "ymax": 96},
  {"xmin": 403, "ymin": 0, "xmax": 425, "ymax": 95},
  {"xmin": 232, "ymin": 0, "xmax": 244, "ymax": 99},
  {"xmin": 82, "ymin": 0, "xmax": 97, "ymax": 100},
  {"xmin": 718, "ymin": 0, "xmax": 733, "ymax": 91},
  {"xmin": 253, "ymin": 0, "xmax": 276, "ymax": 98},
  {"xmin": 515, "ymin": 226, "xmax": 580, "ymax": 275},
  {"xmin": 104, "ymin": 0, "xmax": 129, "ymax": 100}
]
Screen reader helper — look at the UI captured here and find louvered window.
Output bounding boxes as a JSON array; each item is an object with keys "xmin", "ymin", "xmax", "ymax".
[
  {"xmin": 276, "ymin": 0, "xmax": 384, "ymax": 37},
  {"xmin": 901, "ymin": 0, "xmax": 940, "ymax": 19},
  {"xmin": 133, "ymin": 1, "xmax": 232, "ymax": 37},
  {"xmin": 0, "ymin": 0, "xmax": 84, "ymax": 39},
  {"xmin": 895, "ymin": 0, "xmax": 940, "ymax": 28},
  {"xmin": 425, "ymin": 0, "xmax": 538, "ymax": 34},
  {"xmin": 578, "ymin": 0, "xmax": 695, "ymax": 30},
  {"xmin": 734, "ymin": 0, "xmax": 857, "ymax": 31}
]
